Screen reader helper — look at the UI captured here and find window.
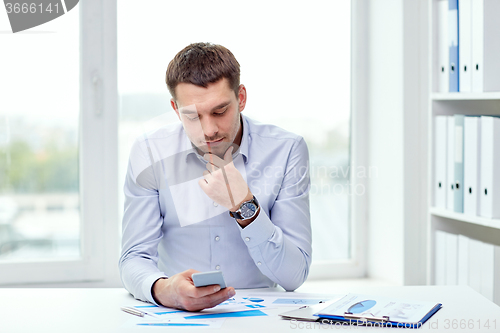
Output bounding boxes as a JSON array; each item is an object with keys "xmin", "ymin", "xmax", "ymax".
[
  {"xmin": 118, "ymin": 0, "xmax": 356, "ymax": 277},
  {"xmin": 0, "ymin": 5, "xmax": 80, "ymax": 262},
  {"xmin": 0, "ymin": 1, "xmax": 117, "ymax": 285},
  {"xmin": 0, "ymin": 0, "xmax": 361, "ymax": 285}
]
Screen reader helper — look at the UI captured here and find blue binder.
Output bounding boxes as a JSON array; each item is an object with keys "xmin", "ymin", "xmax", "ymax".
[
  {"xmin": 454, "ymin": 115, "xmax": 465, "ymax": 213},
  {"xmin": 449, "ymin": 0, "xmax": 459, "ymax": 92}
]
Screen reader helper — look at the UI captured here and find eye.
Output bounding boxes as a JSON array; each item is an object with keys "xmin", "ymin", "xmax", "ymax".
[
  {"xmin": 185, "ymin": 114, "xmax": 199, "ymax": 121},
  {"xmin": 214, "ymin": 107, "xmax": 228, "ymax": 116}
]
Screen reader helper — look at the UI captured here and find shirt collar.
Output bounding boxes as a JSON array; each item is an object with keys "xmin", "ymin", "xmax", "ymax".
[{"xmin": 184, "ymin": 114, "xmax": 249, "ymax": 164}]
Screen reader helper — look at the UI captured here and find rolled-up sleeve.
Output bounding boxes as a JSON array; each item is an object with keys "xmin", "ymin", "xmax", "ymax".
[
  {"xmin": 119, "ymin": 139, "xmax": 167, "ymax": 304},
  {"xmin": 240, "ymin": 137, "xmax": 312, "ymax": 291}
]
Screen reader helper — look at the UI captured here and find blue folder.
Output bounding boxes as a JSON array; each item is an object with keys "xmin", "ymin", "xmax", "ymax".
[{"xmin": 454, "ymin": 115, "xmax": 465, "ymax": 213}]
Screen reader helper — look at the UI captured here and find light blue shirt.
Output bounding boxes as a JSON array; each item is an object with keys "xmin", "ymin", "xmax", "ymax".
[{"xmin": 119, "ymin": 115, "xmax": 312, "ymax": 304}]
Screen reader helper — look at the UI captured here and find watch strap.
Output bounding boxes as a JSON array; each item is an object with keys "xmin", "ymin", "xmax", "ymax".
[
  {"xmin": 229, "ymin": 210, "xmax": 243, "ymax": 220},
  {"xmin": 229, "ymin": 196, "xmax": 259, "ymax": 221}
]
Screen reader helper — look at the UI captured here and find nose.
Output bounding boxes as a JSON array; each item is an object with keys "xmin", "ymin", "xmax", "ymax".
[{"xmin": 201, "ymin": 117, "xmax": 218, "ymax": 139}]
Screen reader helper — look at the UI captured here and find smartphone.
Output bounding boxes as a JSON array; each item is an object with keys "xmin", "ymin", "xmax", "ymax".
[{"xmin": 191, "ymin": 271, "xmax": 227, "ymax": 289}]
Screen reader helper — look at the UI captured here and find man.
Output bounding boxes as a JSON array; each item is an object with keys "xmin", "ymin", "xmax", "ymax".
[{"xmin": 119, "ymin": 42, "xmax": 312, "ymax": 311}]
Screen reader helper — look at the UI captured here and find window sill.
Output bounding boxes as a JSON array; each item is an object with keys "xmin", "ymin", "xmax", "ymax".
[{"xmin": 296, "ymin": 278, "xmax": 402, "ymax": 294}]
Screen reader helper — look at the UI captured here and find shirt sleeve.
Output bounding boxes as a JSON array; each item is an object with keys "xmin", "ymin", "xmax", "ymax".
[
  {"xmin": 119, "ymin": 138, "xmax": 167, "ymax": 304},
  {"xmin": 239, "ymin": 137, "xmax": 312, "ymax": 291}
]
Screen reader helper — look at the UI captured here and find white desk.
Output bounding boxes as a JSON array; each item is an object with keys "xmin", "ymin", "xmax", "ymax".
[{"xmin": 1, "ymin": 285, "xmax": 499, "ymax": 332}]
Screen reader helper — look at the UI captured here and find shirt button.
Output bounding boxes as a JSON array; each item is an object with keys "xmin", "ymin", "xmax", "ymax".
[
  {"xmin": 215, "ymin": 236, "xmax": 220, "ymax": 241},
  {"xmin": 215, "ymin": 265, "xmax": 220, "ymax": 270},
  {"xmin": 257, "ymin": 262, "xmax": 262, "ymax": 266},
  {"xmin": 213, "ymin": 202, "xmax": 218, "ymax": 207},
  {"xmin": 245, "ymin": 237, "xmax": 250, "ymax": 242}
]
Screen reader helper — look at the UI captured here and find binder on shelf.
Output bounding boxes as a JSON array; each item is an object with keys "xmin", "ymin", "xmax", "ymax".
[
  {"xmin": 437, "ymin": 0, "xmax": 449, "ymax": 93},
  {"xmin": 463, "ymin": 116, "xmax": 481, "ymax": 216},
  {"xmin": 471, "ymin": 0, "xmax": 500, "ymax": 92},
  {"xmin": 468, "ymin": 238, "xmax": 483, "ymax": 294},
  {"xmin": 457, "ymin": 234, "xmax": 469, "ymax": 286},
  {"xmin": 459, "ymin": 0, "xmax": 472, "ymax": 92},
  {"xmin": 434, "ymin": 116, "xmax": 447, "ymax": 208},
  {"xmin": 494, "ymin": 246, "xmax": 500, "ymax": 305},
  {"xmin": 471, "ymin": 0, "xmax": 483, "ymax": 92},
  {"xmin": 445, "ymin": 232, "xmax": 458, "ymax": 285},
  {"xmin": 454, "ymin": 115, "xmax": 465, "ymax": 213},
  {"xmin": 479, "ymin": 116, "xmax": 500, "ymax": 219},
  {"xmin": 481, "ymin": 242, "xmax": 494, "ymax": 301},
  {"xmin": 448, "ymin": 0, "xmax": 459, "ymax": 92},
  {"xmin": 446, "ymin": 116, "xmax": 455, "ymax": 210},
  {"xmin": 435, "ymin": 230, "xmax": 447, "ymax": 285}
]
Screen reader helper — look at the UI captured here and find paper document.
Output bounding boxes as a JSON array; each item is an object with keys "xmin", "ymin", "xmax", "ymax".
[
  {"xmin": 121, "ymin": 291, "xmax": 344, "ymax": 329},
  {"xmin": 315, "ymin": 293, "xmax": 442, "ymax": 328}
]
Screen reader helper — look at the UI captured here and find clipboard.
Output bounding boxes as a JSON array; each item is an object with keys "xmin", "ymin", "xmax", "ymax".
[
  {"xmin": 279, "ymin": 294, "xmax": 442, "ymax": 329},
  {"xmin": 279, "ymin": 301, "xmax": 335, "ymax": 322},
  {"xmin": 316, "ymin": 306, "xmax": 442, "ymax": 329},
  {"xmin": 316, "ymin": 294, "xmax": 442, "ymax": 329}
]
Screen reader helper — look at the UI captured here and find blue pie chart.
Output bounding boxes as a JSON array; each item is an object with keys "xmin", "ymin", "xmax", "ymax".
[{"xmin": 347, "ymin": 300, "xmax": 376, "ymax": 314}]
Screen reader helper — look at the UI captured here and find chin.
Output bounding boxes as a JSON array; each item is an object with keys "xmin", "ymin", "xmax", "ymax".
[
  {"xmin": 209, "ymin": 148, "xmax": 226, "ymax": 158},
  {"xmin": 195, "ymin": 144, "xmax": 225, "ymax": 156}
]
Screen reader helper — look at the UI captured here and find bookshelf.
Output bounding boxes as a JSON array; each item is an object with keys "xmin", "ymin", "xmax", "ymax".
[
  {"xmin": 432, "ymin": 92, "xmax": 500, "ymax": 100},
  {"xmin": 430, "ymin": 207, "xmax": 500, "ymax": 230},
  {"xmin": 427, "ymin": 0, "xmax": 500, "ymax": 287}
]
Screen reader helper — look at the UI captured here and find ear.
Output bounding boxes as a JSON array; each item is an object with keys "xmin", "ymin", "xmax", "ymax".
[
  {"xmin": 237, "ymin": 84, "xmax": 247, "ymax": 113},
  {"xmin": 171, "ymin": 98, "xmax": 181, "ymax": 121}
]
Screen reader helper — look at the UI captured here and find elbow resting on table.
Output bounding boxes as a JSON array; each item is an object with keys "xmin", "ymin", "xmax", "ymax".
[{"xmin": 279, "ymin": 256, "xmax": 311, "ymax": 291}]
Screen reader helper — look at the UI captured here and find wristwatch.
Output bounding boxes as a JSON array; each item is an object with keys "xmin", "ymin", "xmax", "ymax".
[{"xmin": 229, "ymin": 196, "xmax": 260, "ymax": 221}]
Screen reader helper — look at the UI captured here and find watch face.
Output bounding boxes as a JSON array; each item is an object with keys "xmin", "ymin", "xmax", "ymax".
[{"xmin": 240, "ymin": 203, "xmax": 257, "ymax": 219}]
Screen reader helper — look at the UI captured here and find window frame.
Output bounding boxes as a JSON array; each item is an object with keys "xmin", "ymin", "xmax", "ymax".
[
  {"xmin": 0, "ymin": 0, "xmax": 119, "ymax": 285},
  {"xmin": 307, "ymin": 0, "xmax": 368, "ymax": 280}
]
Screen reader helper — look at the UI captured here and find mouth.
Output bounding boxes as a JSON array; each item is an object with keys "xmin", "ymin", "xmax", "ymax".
[{"xmin": 205, "ymin": 138, "xmax": 224, "ymax": 147}]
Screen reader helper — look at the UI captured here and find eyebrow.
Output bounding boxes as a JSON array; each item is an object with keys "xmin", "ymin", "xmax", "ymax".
[
  {"xmin": 179, "ymin": 101, "xmax": 231, "ymax": 115},
  {"xmin": 211, "ymin": 101, "xmax": 231, "ymax": 112},
  {"xmin": 180, "ymin": 109, "xmax": 197, "ymax": 115}
]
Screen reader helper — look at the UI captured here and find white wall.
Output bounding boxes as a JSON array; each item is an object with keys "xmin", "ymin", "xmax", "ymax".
[
  {"xmin": 364, "ymin": 0, "xmax": 428, "ymax": 285},
  {"xmin": 367, "ymin": 0, "xmax": 405, "ymax": 285}
]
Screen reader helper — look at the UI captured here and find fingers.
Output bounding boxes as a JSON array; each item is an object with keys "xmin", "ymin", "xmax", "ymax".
[
  {"xmin": 201, "ymin": 287, "xmax": 236, "ymax": 310},
  {"xmin": 203, "ymin": 146, "xmax": 234, "ymax": 171},
  {"xmin": 155, "ymin": 269, "xmax": 235, "ymax": 312},
  {"xmin": 182, "ymin": 268, "xmax": 200, "ymax": 276},
  {"xmin": 185, "ymin": 284, "xmax": 221, "ymax": 298},
  {"xmin": 198, "ymin": 178, "xmax": 209, "ymax": 190},
  {"xmin": 182, "ymin": 287, "xmax": 236, "ymax": 312},
  {"xmin": 201, "ymin": 170, "xmax": 214, "ymax": 187},
  {"xmin": 205, "ymin": 162, "xmax": 219, "ymax": 173},
  {"xmin": 204, "ymin": 153, "xmax": 226, "ymax": 169}
]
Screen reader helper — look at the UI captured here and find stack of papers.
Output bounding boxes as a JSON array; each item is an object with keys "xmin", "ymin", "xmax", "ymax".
[{"xmin": 122, "ymin": 292, "xmax": 339, "ymax": 328}]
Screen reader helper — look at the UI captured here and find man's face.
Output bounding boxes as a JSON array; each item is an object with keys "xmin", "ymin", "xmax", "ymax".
[{"xmin": 172, "ymin": 78, "xmax": 247, "ymax": 158}]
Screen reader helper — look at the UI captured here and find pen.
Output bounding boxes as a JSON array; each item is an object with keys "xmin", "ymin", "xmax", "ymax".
[{"xmin": 121, "ymin": 307, "xmax": 160, "ymax": 318}]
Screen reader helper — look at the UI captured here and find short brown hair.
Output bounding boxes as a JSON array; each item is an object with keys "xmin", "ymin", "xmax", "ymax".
[{"xmin": 166, "ymin": 43, "xmax": 240, "ymax": 100}]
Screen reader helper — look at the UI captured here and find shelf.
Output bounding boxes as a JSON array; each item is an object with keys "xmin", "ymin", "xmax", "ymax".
[
  {"xmin": 431, "ymin": 92, "xmax": 500, "ymax": 100},
  {"xmin": 430, "ymin": 207, "xmax": 500, "ymax": 230}
]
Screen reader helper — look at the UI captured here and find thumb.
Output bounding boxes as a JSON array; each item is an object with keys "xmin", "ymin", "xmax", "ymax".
[{"xmin": 224, "ymin": 146, "xmax": 234, "ymax": 163}]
